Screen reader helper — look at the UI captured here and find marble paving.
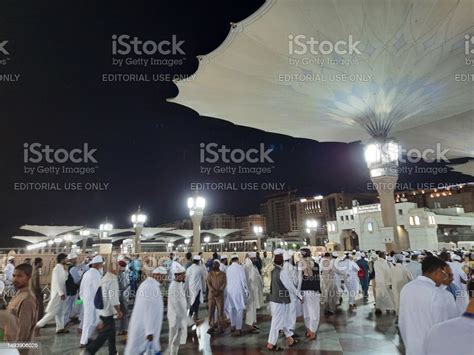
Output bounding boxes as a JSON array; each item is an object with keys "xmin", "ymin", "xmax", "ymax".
[{"xmin": 34, "ymin": 293, "xmax": 404, "ymax": 354}]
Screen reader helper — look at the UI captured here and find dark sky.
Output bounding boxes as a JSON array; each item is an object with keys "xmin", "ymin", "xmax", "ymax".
[{"xmin": 0, "ymin": 1, "xmax": 472, "ymax": 247}]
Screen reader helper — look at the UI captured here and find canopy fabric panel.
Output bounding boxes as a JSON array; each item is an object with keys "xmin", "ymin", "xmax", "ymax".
[
  {"xmin": 202, "ymin": 229, "xmax": 242, "ymax": 238},
  {"xmin": 171, "ymin": 0, "xmax": 474, "ymax": 158},
  {"xmin": 12, "ymin": 236, "xmax": 50, "ymax": 244},
  {"xmin": 20, "ymin": 225, "xmax": 83, "ymax": 237}
]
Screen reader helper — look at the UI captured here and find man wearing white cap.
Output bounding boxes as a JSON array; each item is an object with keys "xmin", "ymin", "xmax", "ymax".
[
  {"xmin": 219, "ymin": 255, "xmax": 228, "ymax": 273},
  {"xmin": 226, "ymin": 254, "xmax": 249, "ymax": 336},
  {"xmin": 125, "ymin": 266, "xmax": 167, "ymax": 355},
  {"xmin": 206, "ymin": 259, "xmax": 227, "ymax": 335},
  {"xmin": 185, "ymin": 255, "xmax": 207, "ymax": 322},
  {"xmin": 298, "ymin": 247, "xmax": 321, "ymax": 339},
  {"xmin": 64, "ymin": 253, "xmax": 81, "ymax": 326},
  {"xmin": 4, "ymin": 256, "xmax": 15, "ymax": 285},
  {"xmin": 405, "ymin": 253, "xmax": 422, "ymax": 280},
  {"xmin": 390, "ymin": 255, "xmax": 413, "ymax": 316},
  {"xmin": 244, "ymin": 251, "xmax": 263, "ymax": 331},
  {"xmin": 321, "ymin": 252, "xmax": 341, "ymax": 314},
  {"xmin": 283, "ymin": 250, "xmax": 301, "ymax": 333},
  {"xmin": 374, "ymin": 251, "xmax": 395, "ymax": 314},
  {"xmin": 78, "ymin": 255, "xmax": 104, "ymax": 347},
  {"xmin": 36, "ymin": 253, "xmax": 69, "ymax": 334},
  {"xmin": 167, "ymin": 263, "xmax": 188, "ymax": 355},
  {"xmin": 267, "ymin": 249, "xmax": 302, "ymax": 350}
]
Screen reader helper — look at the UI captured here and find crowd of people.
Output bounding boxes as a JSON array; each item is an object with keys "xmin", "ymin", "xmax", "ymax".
[{"xmin": 0, "ymin": 246, "xmax": 472, "ymax": 354}]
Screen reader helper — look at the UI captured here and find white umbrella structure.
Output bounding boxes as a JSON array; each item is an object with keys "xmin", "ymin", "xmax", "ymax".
[{"xmin": 170, "ymin": 0, "xmax": 473, "ymax": 159}]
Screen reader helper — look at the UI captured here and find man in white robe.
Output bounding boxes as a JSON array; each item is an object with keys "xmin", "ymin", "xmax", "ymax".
[
  {"xmin": 244, "ymin": 252, "xmax": 263, "ymax": 331},
  {"xmin": 422, "ymin": 280, "xmax": 474, "ymax": 355},
  {"xmin": 390, "ymin": 255, "xmax": 413, "ymax": 315},
  {"xmin": 4, "ymin": 256, "xmax": 15, "ymax": 285},
  {"xmin": 267, "ymin": 249, "xmax": 302, "ymax": 350},
  {"xmin": 167, "ymin": 263, "xmax": 188, "ymax": 355},
  {"xmin": 78, "ymin": 255, "xmax": 103, "ymax": 347},
  {"xmin": 36, "ymin": 253, "xmax": 69, "ymax": 334},
  {"xmin": 283, "ymin": 250, "xmax": 301, "ymax": 333},
  {"xmin": 399, "ymin": 256, "xmax": 458, "ymax": 355},
  {"xmin": 373, "ymin": 252, "xmax": 395, "ymax": 313},
  {"xmin": 226, "ymin": 254, "xmax": 249, "ymax": 335},
  {"xmin": 125, "ymin": 266, "xmax": 167, "ymax": 355},
  {"xmin": 185, "ymin": 255, "xmax": 207, "ymax": 322},
  {"xmin": 298, "ymin": 248, "xmax": 321, "ymax": 340},
  {"xmin": 320, "ymin": 252, "xmax": 341, "ymax": 314},
  {"xmin": 405, "ymin": 253, "xmax": 422, "ymax": 280},
  {"xmin": 342, "ymin": 255, "xmax": 360, "ymax": 310}
]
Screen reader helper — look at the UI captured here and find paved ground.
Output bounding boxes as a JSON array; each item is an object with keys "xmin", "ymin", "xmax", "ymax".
[{"xmin": 34, "ymin": 293, "xmax": 405, "ymax": 354}]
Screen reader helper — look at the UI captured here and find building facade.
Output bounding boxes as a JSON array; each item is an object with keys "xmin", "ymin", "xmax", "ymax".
[{"xmin": 327, "ymin": 202, "xmax": 474, "ymax": 251}]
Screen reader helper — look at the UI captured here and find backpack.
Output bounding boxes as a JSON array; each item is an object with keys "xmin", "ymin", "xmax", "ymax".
[
  {"xmin": 94, "ymin": 286, "xmax": 104, "ymax": 309},
  {"xmin": 357, "ymin": 267, "xmax": 365, "ymax": 278}
]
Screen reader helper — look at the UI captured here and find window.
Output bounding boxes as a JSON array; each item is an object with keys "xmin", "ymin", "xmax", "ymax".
[
  {"xmin": 345, "ymin": 215, "xmax": 349, "ymax": 221},
  {"xmin": 340, "ymin": 216, "xmax": 344, "ymax": 222},
  {"xmin": 367, "ymin": 222, "xmax": 373, "ymax": 232},
  {"xmin": 414, "ymin": 216, "xmax": 421, "ymax": 225},
  {"xmin": 398, "ymin": 209, "xmax": 403, "ymax": 215},
  {"xmin": 409, "ymin": 216, "xmax": 414, "ymax": 226},
  {"xmin": 428, "ymin": 215, "xmax": 436, "ymax": 225},
  {"xmin": 350, "ymin": 215, "xmax": 354, "ymax": 220}
]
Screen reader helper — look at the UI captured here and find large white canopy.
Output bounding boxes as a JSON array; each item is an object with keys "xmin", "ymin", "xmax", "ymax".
[
  {"xmin": 202, "ymin": 229, "xmax": 242, "ymax": 238},
  {"xmin": 141, "ymin": 227, "xmax": 176, "ymax": 238},
  {"xmin": 12, "ymin": 236, "xmax": 50, "ymax": 244},
  {"xmin": 171, "ymin": 0, "xmax": 474, "ymax": 159},
  {"xmin": 20, "ymin": 225, "xmax": 83, "ymax": 237}
]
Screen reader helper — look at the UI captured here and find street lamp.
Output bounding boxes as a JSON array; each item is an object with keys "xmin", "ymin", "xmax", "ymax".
[
  {"xmin": 364, "ymin": 138, "xmax": 400, "ymax": 251},
  {"xmin": 305, "ymin": 219, "xmax": 318, "ymax": 246},
  {"xmin": 203, "ymin": 236, "xmax": 211, "ymax": 252},
  {"xmin": 98, "ymin": 221, "xmax": 113, "ymax": 254},
  {"xmin": 80, "ymin": 229, "xmax": 91, "ymax": 252},
  {"xmin": 131, "ymin": 206, "xmax": 147, "ymax": 253},
  {"xmin": 188, "ymin": 195, "xmax": 206, "ymax": 253},
  {"xmin": 253, "ymin": 225, "xmax": 263, "ymax": 251}
]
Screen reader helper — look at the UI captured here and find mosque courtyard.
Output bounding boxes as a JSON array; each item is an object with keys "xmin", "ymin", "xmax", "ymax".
[{"xmin": 34, "ymin": 292, "xmax": 404, "ymax": 354}]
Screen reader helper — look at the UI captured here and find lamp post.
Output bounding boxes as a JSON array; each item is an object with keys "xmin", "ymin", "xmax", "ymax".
[
  {"xmin": 188, "ymin": 195, "xmax": 206, "ymax": 253},
  {"xmin": 305, "ymin": 219, "xmax": 318, "ymax": 246},
  {"xmin": 131, "ymin": 207, "xmax": 147, "ymax": 254},
  {"xmin": 364, "ymin": 139, "xmax": 400, "ymax": 251},
  {"xmin": 99, "ymin": 221, "xmax": 113, "ymax": 254},
  {"xmin": 203, "ymin": 236, "xmax": 210, "ymax": 252},
  {"xmin": 253, "ymin": 225, "xmax": 263, "ymax": 251},
  {"xmin": 80, "ymin": 229, "xmax": 91, "ymax": 252},
  {"xmin": 47, "ymin": 239, "xmax": 54, "ymax": 253},
  {"xmin": 219, "ymin": 238, "xmax": 224, "ymax": 252},
  {"xmin": 63, "ymin": 234, "xmax": 73, "ymax": 253},
  {"xmin": 184, "ymin": 238, "xmax": 190, "ymax": 252}
]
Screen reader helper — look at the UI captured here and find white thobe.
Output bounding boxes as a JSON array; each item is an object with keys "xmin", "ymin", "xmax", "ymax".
[
  {"xmin": 373, "ymin": 258, "xmax": 395, "ymax": 311},
  {"xmin": 226, "ymin": 262, "xmax": 249, "ymax": 330},
  {"xmin": 78, "ymin": 268, "xmax": 101, "ymax": 345},
  {"xmin": 4, "ymin": 263, "xmax": 14, "ymax": 283},
  {"xmin": 268, "ymin": 265, "xmax": 301, "ymax": 345},
  {"xmin": 405, "ymin": 260, "xmax": 422, "ymax": 280},
  {"xmin": 185, "ymin": 264, "xmax": 206, "ymax": 305},
  {"xmin": 125, "ymin": 278, "xmax": 164, "ymax": 355},
  {"xmin": 448, "ymin": 261, "xmax": 468, "ymax": 290},
  {"xmin": 344, "ymin": 260, "xmax": 360, "ymax": 306},
  {"xmin": 389, "ymin": 264, "xmax": 412, "ymax": 314},
  {"xmin": 283, "ymin": 261, "xmax": 301, "ymax": 330},
  {"xmin": 167, "ymin": 281, "xmax": 188, "ymax": 355},
  {"xmin": 244, "ymin": 259, "xmax": 263, "ymax": 326},
  {"xmin": 423, "ymin": 315, "xmax": 474, "ymax": 355},
  {"xmin": 37, "ymin": 263, "xmax": 68, "ymax": 331},
  {"xmin": 399, "ymin": 276, "xmax": 458, "ymax": 355}
]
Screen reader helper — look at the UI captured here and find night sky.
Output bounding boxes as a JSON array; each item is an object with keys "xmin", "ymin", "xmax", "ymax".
[{"xmin": 0, "ymin": 1, "xmax": 472, "ymax": 247}]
